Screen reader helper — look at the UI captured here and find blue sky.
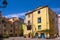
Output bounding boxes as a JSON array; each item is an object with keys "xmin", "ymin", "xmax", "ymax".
[{"xmin": 0, "ymin": 0, "xmax": 60, "ymax": 19}]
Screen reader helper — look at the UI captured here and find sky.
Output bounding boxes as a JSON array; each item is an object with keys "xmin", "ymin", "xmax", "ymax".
[{"xmin": 0, "ymin": 0, "xmax": 60, "ymax": 19}]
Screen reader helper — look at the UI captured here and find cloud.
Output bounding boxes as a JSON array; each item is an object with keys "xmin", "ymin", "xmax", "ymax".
[
  {"xmin": 4, "ymin": 12, "xmax": 26, "ymax": 19},
  {"xmin": 4, "ymin": 10, "xmax": 32, "ymax": 19}
]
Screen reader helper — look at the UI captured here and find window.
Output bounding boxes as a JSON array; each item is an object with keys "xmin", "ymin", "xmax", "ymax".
[
  {"xmin": 38, "ymin": 10, "xmax": 40, "ymax": 14},
  {"xmin": 15, "ymin": 34, "xmax": 17, "ymax": 36},
  {"xmin": 38, "ymin": 17, "xmax": 41, "ymax": 23},
  {"xmin": 4, "ymin": 30, "xmax": 6, "ymax": 32},
  {"xmin": 10, "ymin": 30, "xmax": 12, "ymax": 32},
  {"xmin": 27, "ymin": 25, "xmax": 31, "ymax": 30},
  {"xmin": 11, "ymin": 25, "xmax": 12, "ymax": 27},
  {"xmin": 28, "ymin": 20, "xmax": 30, "ymax": 24},
  {"xmin": 4, "ymin": 24, "xmax": 6, "ymax": 27},
  {"xmin": 38, "ymin": 25, "xmax": 41, "ymax": 30}
]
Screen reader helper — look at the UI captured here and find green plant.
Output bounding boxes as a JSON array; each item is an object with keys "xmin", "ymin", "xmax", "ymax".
[
  {"xmin": 42, "ymin": 29, "xmax": 49, "ymax": 32},
  {"xmin": 3, "ymin": 34, "xmax": 9, "ymax": 38},
  {"xmin": 3, "ymin": 32, "xmax": 9, "ymax": 38},
  {"xmin": 20, "ymin": 24, "xmax": 24, "ymax": 36},
  {"xmin": 29, "ymin": 32, "xmax": 34, "ymax": 38}
]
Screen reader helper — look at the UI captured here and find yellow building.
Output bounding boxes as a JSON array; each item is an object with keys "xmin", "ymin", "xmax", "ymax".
[{"xmin": 24, "ymin": 6, "xmax": 57, "ymax": 38}]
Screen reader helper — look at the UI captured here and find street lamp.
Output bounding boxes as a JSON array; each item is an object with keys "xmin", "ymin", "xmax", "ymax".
[{"xmin": 0, "ymin": 0, "xmax": 8, "ymax": 8}]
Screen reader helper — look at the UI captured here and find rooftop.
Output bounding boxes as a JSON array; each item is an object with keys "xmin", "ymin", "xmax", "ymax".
[{"xmin": 25, "ymin": 5, "xmax": 48, "ymax": 15}]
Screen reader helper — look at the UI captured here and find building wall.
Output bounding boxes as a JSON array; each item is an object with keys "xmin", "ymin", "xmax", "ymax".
[
  {"xmin": 48, "ymin": 8, "xmax": 57, "ymax": 35},
  {"xmin": 26, "ymin": 13, "xmax": 33, "ymax": 25},
  {"xmin": 0, "ymin": 12, "xmax": 24, "ymax": 37},
  {"xmin": 25, "ymin": 14, "xmax": 33, "ymax": 35},
  {"xmin": 56, "ymin": 15, "xmax": 58, "ymax": 36},
  {"xmin": 32, "ymin": 7, "xmax": 50, "ymax": 37},
  {"xmin": 25, "ymin": 6, "xmax": 50, "ymax": 37},
  {"xmin": 13, "ymin": 21, "xmax": 20, "ymax": 36},
  {"xmin": 8, "ymin": 24, "xmax": 14, "ymax": 36},
  {"xmin": 23, "ymin": 24, "xmax": 32, "ymax": 35},
  {"xmin": 25, "ymin": 6, "xmax": 57, "ymax": 38},
  {"xmin": 33, "ymin": 7, "xmax": 49, "ymax": 31},
  {"xmin": 1, "ymin": 17, "xmax": 11, "ymax": 37},
  {"xmin": 8, "ymin": 17, "xmax": 24, "ymax": 37},
  {"xmin": 57, "ymin": 14, "xmax": 60, "ymax": 36},
  {"xmin": 3, "ymin": 22, "xmax": 10, "ymax": 37},
  {"xmin": 0, "ymin": 11, "xmax": 2, "ymax": 35}
]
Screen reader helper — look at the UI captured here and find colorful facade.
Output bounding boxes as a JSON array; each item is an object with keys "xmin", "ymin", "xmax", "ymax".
[{"xmin": 24, "ymin": 6, "xmax": 57, "ymax": 38}]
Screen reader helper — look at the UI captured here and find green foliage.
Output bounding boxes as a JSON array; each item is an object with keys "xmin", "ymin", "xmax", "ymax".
[
  {"xmin": 41, "ymin": 29, "xmax": 50, "ymax": 33},
  {"xmin": 29, "ymin": 32, "xmax": 34, "ymax": 37},
  {"xmin": 3, "ymin": 32, "xmax": 9, "ymax": 38},
  {"xmin": 3, "ymin": 34, "xmax": 9, "ymax": 38},
  {"xmin": 41, "ymin": 29, "xmax": 57, "ymax": 34},
  {"xmin": 20, "ymin": 24, "xmax": 24, "ymax": 36}
]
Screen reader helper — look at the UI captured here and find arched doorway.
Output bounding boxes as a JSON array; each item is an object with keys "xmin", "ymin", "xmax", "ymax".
[
  {"xmin": 35, "ymin": 33, "xmax": 38, "ymax": 38},
  {"xmin": 40, "ymin": 33, "xmax": 45, "ymax": 38}
]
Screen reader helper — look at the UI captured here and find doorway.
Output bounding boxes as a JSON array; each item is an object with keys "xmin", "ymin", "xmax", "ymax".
[
  {"xmin": 40, "ymin": 33, "xmax": 45, "ymax": 38},
  {"xmin": 35, "ymin": 33, "xmax": 38, "ymax": 38}
]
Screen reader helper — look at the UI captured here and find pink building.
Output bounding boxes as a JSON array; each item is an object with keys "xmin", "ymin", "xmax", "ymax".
[{"xmin": 57, "ymin": 14, "xmax": 60, "ymax": 36}]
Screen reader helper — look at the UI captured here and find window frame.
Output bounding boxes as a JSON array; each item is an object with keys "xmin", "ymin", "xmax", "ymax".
[
  {"xmin": 10, "ymin": 30, "xmax": 12, "ymax": 32},
  {"xmin": 4, "ymin": 24, "xmax": 6, "ymax": 27},
  {"xmin": 28, "ymin": 20, "xmax": 30, "ymax": 24},
  {"xmin": 38, "ymin": 10, "xmax": 40, "ymax": 14},
  {"xmin": 38, "ymin": 25, "xmax": 41, "ymax": 30},
  {"xmin": 38, "ymin": 17, "xmax": 41, "ymax": 23}
]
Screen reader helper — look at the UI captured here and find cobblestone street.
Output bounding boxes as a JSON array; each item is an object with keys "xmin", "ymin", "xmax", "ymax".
[{"xmin": 3, "ymin": 37, "xmax": 60, "ymax": 40}]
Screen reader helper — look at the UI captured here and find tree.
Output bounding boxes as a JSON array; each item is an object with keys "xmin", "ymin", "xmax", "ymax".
[{"xmin": 20, "ymin": 24, "xmax": 24, "ymax": 36}]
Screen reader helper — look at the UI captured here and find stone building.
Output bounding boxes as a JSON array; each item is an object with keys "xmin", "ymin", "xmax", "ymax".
[
  {"xmin": 0, "ymin": 11, "xmax": 24, "ymax": 37},
  {"xmin": 24, "ymin": 5, "xmax": 57, "ymax": 38},
  {"xmin": 2, "ymin": 17, "xmax": 10, "ymax": 37},
  {"xmin": 8, "ymin": 17, "xmax": 24, "ymax": 37},
  {"xmin": 0, "ymin": 11, "xmax": 10, "ymax": 37}
]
